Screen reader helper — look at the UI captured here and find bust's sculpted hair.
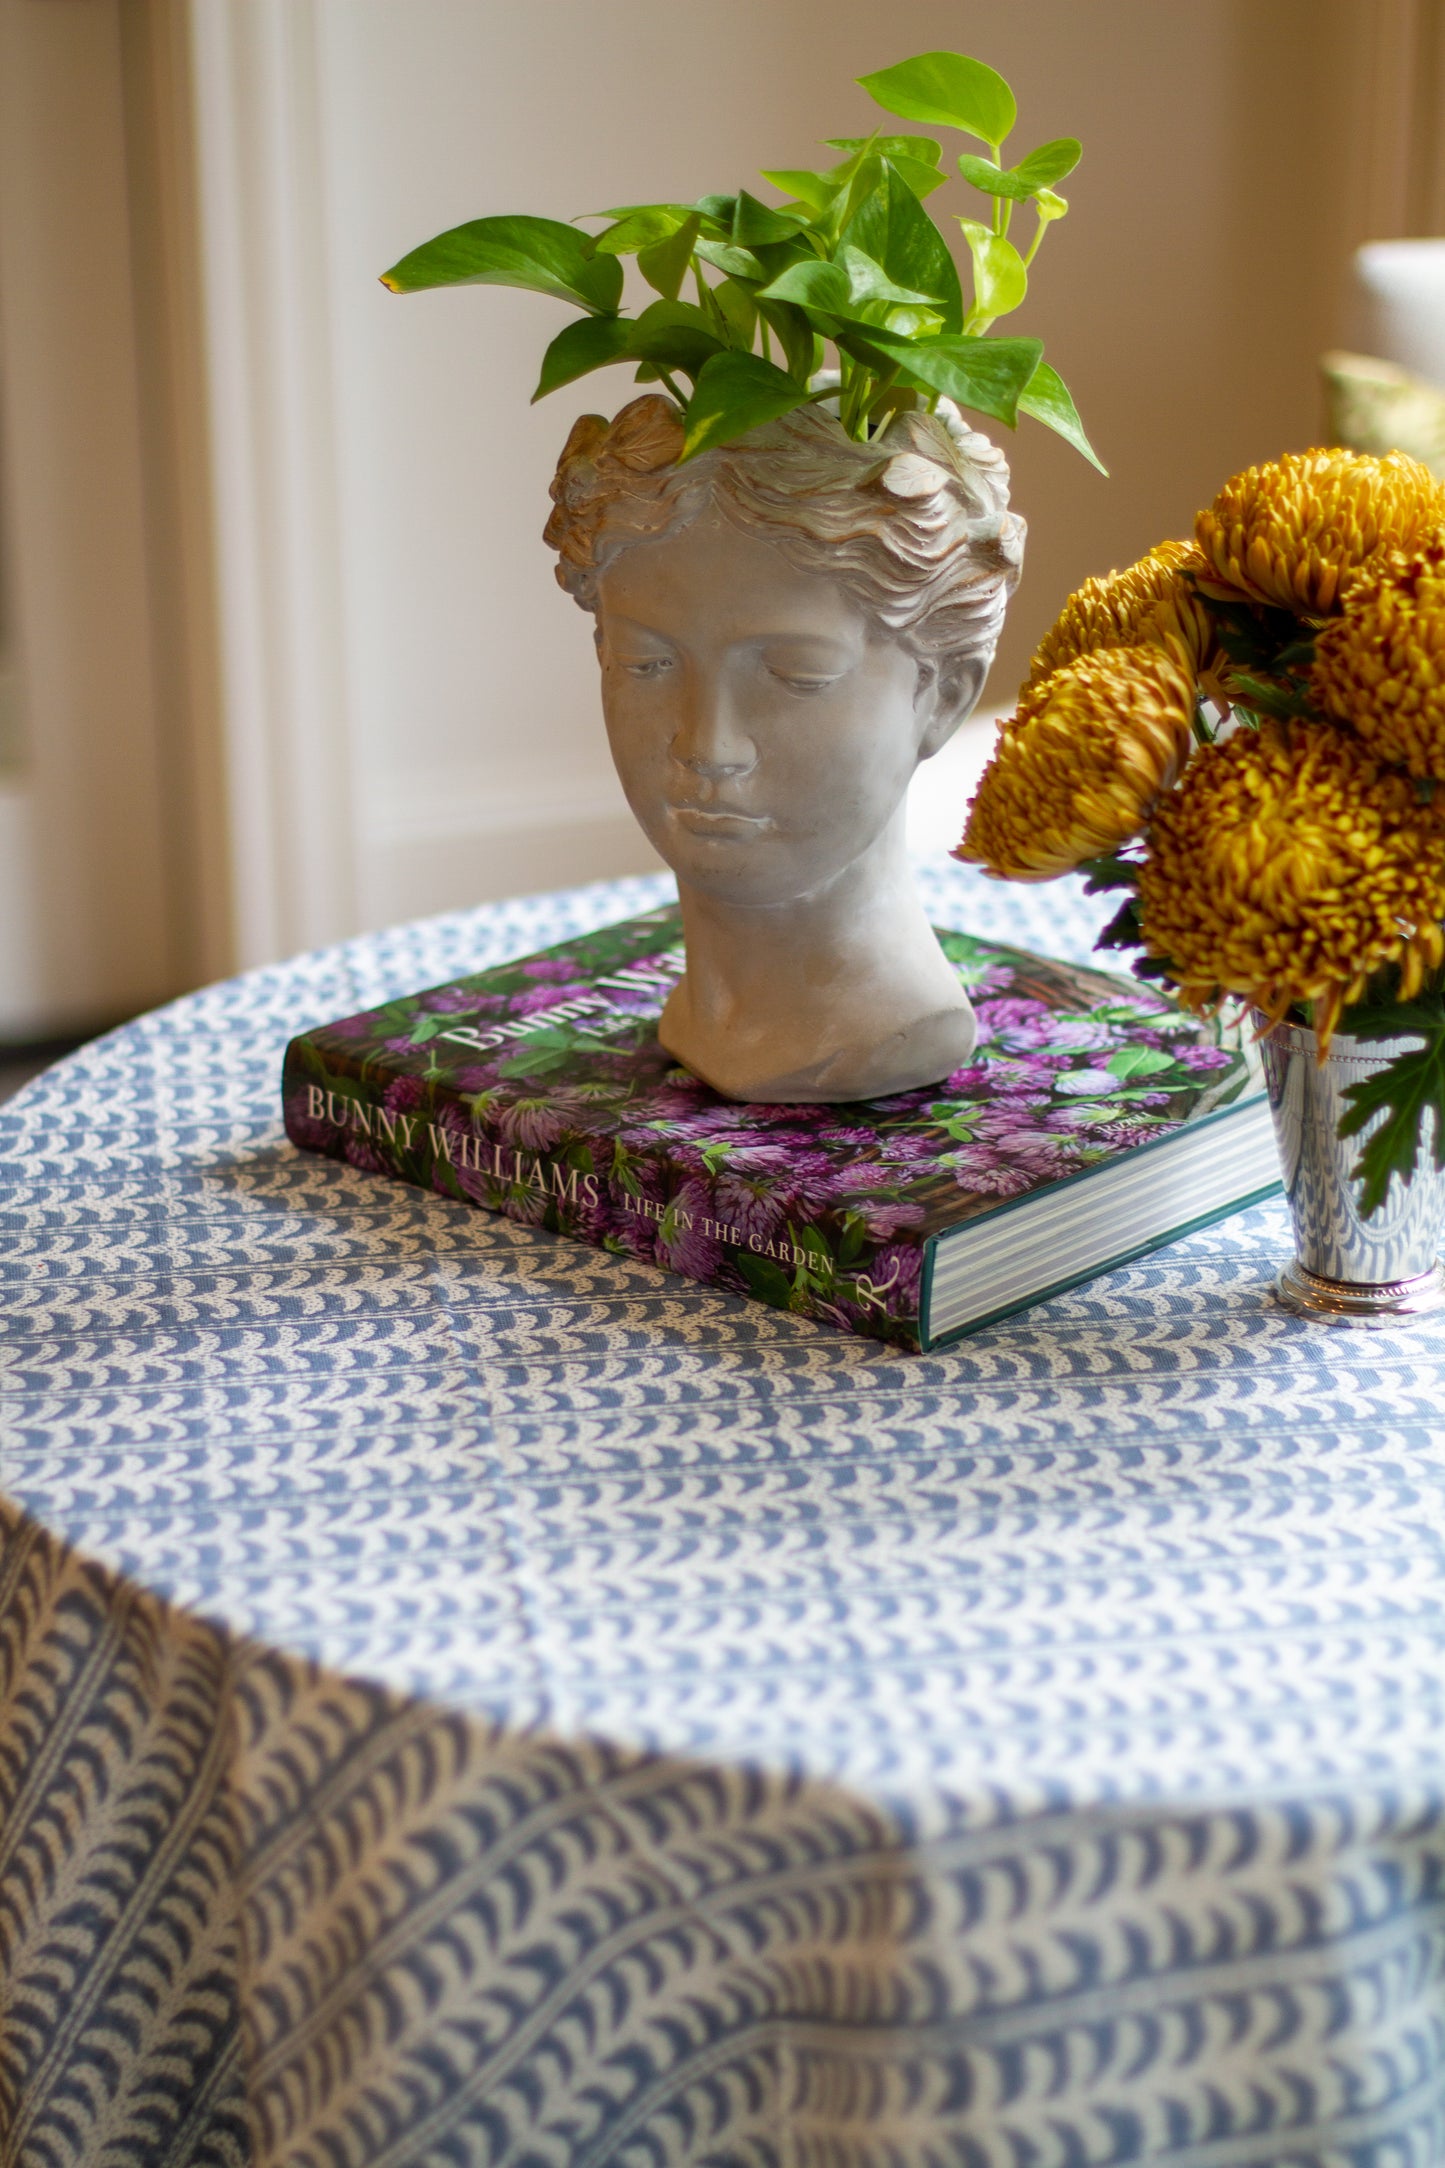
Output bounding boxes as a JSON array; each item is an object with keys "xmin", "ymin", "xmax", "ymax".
[{"xmin": 544, "ymin": 392, "xmax": 1025, "ymax": 690}]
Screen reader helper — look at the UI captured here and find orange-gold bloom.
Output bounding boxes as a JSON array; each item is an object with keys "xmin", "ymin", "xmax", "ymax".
[
  {"xmin": 1195, "ymin": 447, "xmax": 1441, "ymax": 616},
  {"xmin": 1312, "ymin": 531, "xmax": 1445, "ymax": 780},
  {"xmin": 959, "ymin": 646, "xmax": 1196, "ymax": 882},
  {"xmin": 1019, "ymin": 542, "xmax": 1228, "ymax": 716},
  {"xmin": 1137, "ymin": 719, "xmax": 1445, "ymax": 1046}
]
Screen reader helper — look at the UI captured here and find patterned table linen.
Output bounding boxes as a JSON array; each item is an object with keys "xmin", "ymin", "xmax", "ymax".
[{"xmin": 3, "ymin": 861, "xmax": 1445, "ymax": 2168}]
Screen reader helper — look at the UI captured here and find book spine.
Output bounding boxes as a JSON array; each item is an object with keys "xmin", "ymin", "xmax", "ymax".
[{"xmin": 280, "ymin": 1037, "xmax": 926, "ymax": 1351}]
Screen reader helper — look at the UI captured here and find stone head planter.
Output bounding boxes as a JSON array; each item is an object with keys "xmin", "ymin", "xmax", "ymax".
[{"xmin": 544, "ymin": 392, "xmax": 1025, "ymax": 1102}]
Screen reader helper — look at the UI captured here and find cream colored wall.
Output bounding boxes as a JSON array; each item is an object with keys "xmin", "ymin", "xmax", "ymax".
[{"xmin": 308, "ymin": 0, "xmax": 1371, "ymax": 933}]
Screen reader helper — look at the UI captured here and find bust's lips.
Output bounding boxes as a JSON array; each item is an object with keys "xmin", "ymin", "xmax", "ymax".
[{"xmin": 666, "ymin": 804, "xmax": 771, "ymax": 836}]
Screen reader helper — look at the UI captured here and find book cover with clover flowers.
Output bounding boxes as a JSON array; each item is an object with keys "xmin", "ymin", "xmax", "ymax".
[{"xmin": 282, "ymin": 906, "xmax": 1278, "ymax": 1351}]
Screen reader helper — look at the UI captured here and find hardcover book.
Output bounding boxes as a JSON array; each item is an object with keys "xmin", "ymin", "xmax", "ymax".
[{"xmin": 282, "ymin": 906, "xmax": 1279, "ymax": 1352}]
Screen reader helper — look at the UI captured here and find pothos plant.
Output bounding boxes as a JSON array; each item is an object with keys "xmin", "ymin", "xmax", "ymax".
[{"xmin": 381, "ymin": 49, "xmax": 1103, "ymax": 471}]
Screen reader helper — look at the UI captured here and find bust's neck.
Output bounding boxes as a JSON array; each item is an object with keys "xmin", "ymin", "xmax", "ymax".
[{"xmin": 659, "ymin": 812, "xmax": 975, "ymax": 1102}]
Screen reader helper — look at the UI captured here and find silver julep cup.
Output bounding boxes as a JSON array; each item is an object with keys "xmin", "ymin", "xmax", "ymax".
[{"xmin": 1258, "ymin": 1013, "xmax": 1445, "ymax": 1325}]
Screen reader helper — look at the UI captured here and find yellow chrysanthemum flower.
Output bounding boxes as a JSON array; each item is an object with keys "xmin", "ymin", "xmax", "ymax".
[
  {"xmin": 1019, "ymin": 542, "xmax": 1227, "ymax": 716},
  {"xmin": 1137, "ymin": 719, "xmax": 1445, "ymax": 1045},
  {"xmin": 1311, "ymin": 531, "xmax": 1445, "ymax": 779},
  {"xmin": 958, "ymin": 647, "xmax": 1196, "ymax": 882},
  {"xmin": 1195, "ymin": 447, "xmax": 1440, "ymax": 616}
]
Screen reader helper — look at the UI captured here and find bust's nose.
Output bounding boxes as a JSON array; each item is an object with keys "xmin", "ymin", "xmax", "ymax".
[{"xmin": 669, "ymin": 664, "xmax": 755, "ymax": 779}]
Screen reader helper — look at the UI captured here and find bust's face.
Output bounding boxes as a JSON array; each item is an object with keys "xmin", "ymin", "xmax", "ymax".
[{"xmin": 595, "ymin": 509, "xmax": 976, "ymax": 908}]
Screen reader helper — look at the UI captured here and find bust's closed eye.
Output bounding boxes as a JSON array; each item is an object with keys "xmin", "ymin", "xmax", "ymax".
[
  {"xmin": 759, "ymin": 643, "xmax": 853, "ymax": 696},
  {"xmin": 766, "ymin": 667, "xmax": 843, "ymax": 696}
]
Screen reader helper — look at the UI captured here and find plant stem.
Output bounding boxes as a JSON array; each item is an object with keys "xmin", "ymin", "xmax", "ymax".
[{"xmin": 655, "ymin": 367, "xmax": 688, "ymax": 410}]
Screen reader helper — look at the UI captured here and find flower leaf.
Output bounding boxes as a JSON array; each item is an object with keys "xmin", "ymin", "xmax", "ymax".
[
  {"xmin": 1017, "ymin": 360, "xmax": 1107, "ymax": 474},
  {"xmin": 381, "ymin": 215, "xmax": 623, "ymax": 314},
  {"xmin": 1095, "ymin": 896, "xmax": 1143, "ymax": 950},
  {"xmin": 680, "ymin": 351, "xmax": 812, "ymax": 461},
  {"xmin": 858, "ymin": 51, "xmax": 1017, "ymax": 150},
  {"xmin": 1079, "ymin": 854, "xmax": 1141, "ymax": 893},
  {"xmin": 532, "ymin": 314, "xmax": 632, "ymax": 401},
  {"xmin": 1226, "ymin": 672, "xmax": 1315, "ymax": 720},
  {"xmin": 1336, "ymin": 1020, "xmax": 1445, "ymax": 1218}
]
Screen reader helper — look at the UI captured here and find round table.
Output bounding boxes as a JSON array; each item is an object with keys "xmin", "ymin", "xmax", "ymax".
[{"xmin": 4, "ymin": 863, "xmax": 1445, "ymax": 2168}]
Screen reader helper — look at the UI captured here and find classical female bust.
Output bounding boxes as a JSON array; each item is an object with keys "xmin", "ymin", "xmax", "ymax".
[{"xmin": 545, "ymin": 392, "xmax": 1025, "ymax": 1102}]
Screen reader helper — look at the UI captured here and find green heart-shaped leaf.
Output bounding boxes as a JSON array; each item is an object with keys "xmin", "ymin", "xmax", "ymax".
[
  {"xmin": 760, "ymin": 169, "xmax": 840, "ymax": 215},
  {"xmin": 840, "ymin": 163, "xmax": 963, "ymax": 332},
  {"xmin": 626, "ymin": 299, "xmax": 726, "ymax": 375},
  {"xmin": 1017, "ymin": 359, "xmax": 1106, "ymax": 473},
  {"xmin": 836, "ymin": 244, "xmax": 941, "ymax": 307},
  {"xmin": 848, "ymin": 328, "xmax": 1042, "ymax": 426},
  {"xmin": 532, "ymin": 314, "xmax": 632, "ymax": 401},
  {"xmin": 694, "ymin": 237, "xmax": 766, "ymax": 281},
  {"xmin": 680, "ymin": 352, "xmax": 812, "ymax": 461},
  {"xmin": 958, "ymin": 221, "xmax": 1028, "ymax": 318},
  {"xmin": 756, "ymin": 258, "xmax": 853, "ymax": 317},
  {"xmin": 589, "ymin": 205, "xmax": 694, "ymax": 255},
  {"xmin": 732, "ymin": 190, "xmax": 808, "ymax": 247},
  {"xmin": 1015, "ymin": 137, "xmax": 1082, "ymax": 189},
  {"xmin": 957, "ymin": 154, "xmax": 1033, "ymax": 202},
  {"xmin": 381, "ymin": 215, "xmax": 622, "ymax": 314},
  {"xmin": 637, "ymin": 214, "xmax": 700, "ymax": 301},
  {"xmin": 857, "ymin": 51, "xmax": 1017, "ymax": 150}
]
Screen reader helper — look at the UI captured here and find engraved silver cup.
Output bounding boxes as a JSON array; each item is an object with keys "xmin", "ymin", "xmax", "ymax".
[{"xmin": 1259, "ymin": 1014, "xmax": 1445, "ymax": 1325}]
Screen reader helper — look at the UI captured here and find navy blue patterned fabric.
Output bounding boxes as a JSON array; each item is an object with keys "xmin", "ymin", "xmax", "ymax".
[{"xmin": 3, "ymin": 861, "xmax": 1445, "ymax": 2168}]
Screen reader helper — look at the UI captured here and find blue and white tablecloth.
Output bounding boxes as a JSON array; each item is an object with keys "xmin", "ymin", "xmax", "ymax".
[{"xmin": 3, "ymin": 862, "xmax": 1445, "ymax": 2168}]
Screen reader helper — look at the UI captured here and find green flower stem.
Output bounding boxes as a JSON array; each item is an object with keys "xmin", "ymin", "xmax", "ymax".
[
  {"xmin": 864, "ymin": 363, "xmax": 902, "ymax": 423},
  {"xmin": 840, "ymin": 359, "xmax": 878, "ymax": 438}
]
